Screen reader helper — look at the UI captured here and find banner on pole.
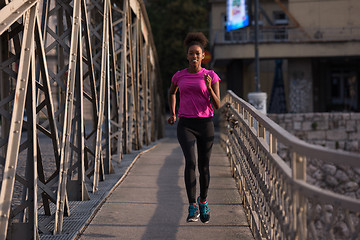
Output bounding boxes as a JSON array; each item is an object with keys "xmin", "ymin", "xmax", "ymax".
[{"xmin": 226, "ymin": 0, "xmax": 249, "ymax": 31}]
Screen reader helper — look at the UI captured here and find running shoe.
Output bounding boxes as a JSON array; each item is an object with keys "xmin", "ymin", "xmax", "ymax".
[
  {"xmin": 186, "ymin": 204, "xmax": 199, "ymax": 222},
  {"xmin": 197, "ymin": 196, "xmax": 210, "ymax": 223}
]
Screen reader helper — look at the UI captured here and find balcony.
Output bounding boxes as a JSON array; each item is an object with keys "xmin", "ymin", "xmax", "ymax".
[
  {"xmin": 214, "ymin": 26, "xmax": 360, "ymax": 44},
  {"xmin": 212, "ymin": 27, "xmax": 360, "ymax": 60}
]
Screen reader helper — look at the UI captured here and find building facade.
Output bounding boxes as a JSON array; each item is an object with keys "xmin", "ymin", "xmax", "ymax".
[{"xmin": 209, "ymin": 0, "xmax": 360, "ymax": 113}]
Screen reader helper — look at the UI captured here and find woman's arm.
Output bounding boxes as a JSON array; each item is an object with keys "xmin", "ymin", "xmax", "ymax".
[
  {"xmin": 204, "ymin": 74, "xmax": 221, "ymax": 109},
  {"xmin": 168, "ymin": 82, "xmax": 178, "ymax": 125}
]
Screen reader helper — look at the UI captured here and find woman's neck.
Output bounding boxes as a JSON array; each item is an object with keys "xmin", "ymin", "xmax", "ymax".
[{"xmin": 188, "ymin": 66, "xmax": 202, "ymax": 73}]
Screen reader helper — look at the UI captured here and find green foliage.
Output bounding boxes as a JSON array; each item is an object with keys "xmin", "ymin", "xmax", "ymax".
[
  {"xmin": 145, "ymin": 0, "xmax": 209, "ymax": 102},
  {"xmin": 311, "ymin": 122, "xmax": 318, "ymax": 130}
]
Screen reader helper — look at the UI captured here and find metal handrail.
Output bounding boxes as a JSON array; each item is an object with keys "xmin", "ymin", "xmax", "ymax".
[
  {"xmin": 226, "ymin": 91, "xmax": 360, "ymax": 167},
  {"xmin": 220, "ymin": 90, "xmax": 360, "ymax": 240}
]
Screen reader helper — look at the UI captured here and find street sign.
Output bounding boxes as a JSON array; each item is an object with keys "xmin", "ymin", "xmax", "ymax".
[{"xmin": 203, "ymin": 50, "xmax": 212, "ymax": 64}]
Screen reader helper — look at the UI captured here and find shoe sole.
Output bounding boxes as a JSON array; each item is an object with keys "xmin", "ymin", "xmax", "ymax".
[
  {"xmin": 186, "ymin": 218, "xmax": 199, "ymax": 222},
  {"xmin": 186, "ymin": 214, "xmax": 200, "ymax": 222},
  {"xmin": 200, "ymin": 215, "xmax": 210, "ymax": 224},
  {"xmin": 201, "ymin": 219, "xmax": 210, "ymax": 224}
]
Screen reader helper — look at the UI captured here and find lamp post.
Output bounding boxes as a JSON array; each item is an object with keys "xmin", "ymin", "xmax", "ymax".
[
  {"xmin": 254, "ymin": 0, "xmax": 260, "ymax": 92},
  {"xmin": 248, "ymin": 0, "xmax": 267, "ymax": 114}
]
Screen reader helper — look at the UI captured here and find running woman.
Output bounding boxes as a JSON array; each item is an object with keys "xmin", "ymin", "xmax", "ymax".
[{"xmin": 167, "ymin": 32, "xmax": 221, "ymax": 223}]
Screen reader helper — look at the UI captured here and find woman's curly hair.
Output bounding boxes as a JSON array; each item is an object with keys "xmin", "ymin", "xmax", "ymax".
[{"xmin": 184, "ymin": 32, "xmax": 208, "ymax": 51}]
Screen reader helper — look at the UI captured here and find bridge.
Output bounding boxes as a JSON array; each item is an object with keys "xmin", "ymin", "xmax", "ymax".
[{"xmin": 0, "ymin": 0, "xmax": 359, "ymax": 239}]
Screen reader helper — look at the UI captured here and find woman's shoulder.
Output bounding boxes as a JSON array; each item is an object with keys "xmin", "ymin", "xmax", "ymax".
[
  {"xmin": 173, "ymin": 68, "xmax": 188, "ymax": 78},
  {"xmin": 172, "ymin": 68, "xmax": 188, "ymax": 84},
  {"xmin": 203, "ymin": 68, "xmax": 221, "ymax": 80},
  {"xmin": 175, "ymin": 68, "xmax": 188, "ymax": 74},
  {"xmin": 202, "ymin": 68, "xmax": 216, "ymax": 75}
]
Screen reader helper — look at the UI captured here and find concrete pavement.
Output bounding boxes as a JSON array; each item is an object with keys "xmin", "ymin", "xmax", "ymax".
[{"xmin": 78, "ymin": 130, "xmax": 254, "ymax": 240}]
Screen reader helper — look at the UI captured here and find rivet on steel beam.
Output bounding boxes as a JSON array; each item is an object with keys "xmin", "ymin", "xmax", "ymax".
[{"xmin": 25, "ymin": 48, "xmax": 30, "ymax": 51}]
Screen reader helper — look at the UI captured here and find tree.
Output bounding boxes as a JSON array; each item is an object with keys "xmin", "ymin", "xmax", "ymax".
[{"xmin": 145, "ymin": 0, "xmax": 209, "ymax": 107}]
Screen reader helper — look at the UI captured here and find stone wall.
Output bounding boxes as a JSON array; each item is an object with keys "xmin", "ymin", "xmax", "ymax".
[
  {"xmin": 268, "ymin": 112, "xmax": 360, "ymax": 202},
  {"xmin": 268, "ymin": 112, "xmax": 360, "ymax": 153},
  {"xmin": 267, "ymin": 113, "xmax": 360, "ymax": 238}
]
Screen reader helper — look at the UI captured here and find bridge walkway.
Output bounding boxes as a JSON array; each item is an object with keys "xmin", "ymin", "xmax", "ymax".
[{"xmin": 78, "ymin": 127, "xmax": 254, "ymax": 240}]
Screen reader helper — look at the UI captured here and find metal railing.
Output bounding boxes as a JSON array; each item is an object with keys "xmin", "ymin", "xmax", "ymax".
[
  {"xmin": 0, "ymin": 0, "xmax": 164, "ymax": 238},
  {"xmin": 219, "ymin": 91, "xmax": 360, "ymax": 240},
  {"xmin": 214, "ymin": 27, "xmax": 360, "ymax": 44}
]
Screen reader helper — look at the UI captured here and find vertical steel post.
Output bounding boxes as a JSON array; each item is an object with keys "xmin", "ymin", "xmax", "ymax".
[
  {"xmin": 136, "ymin": 17, "xmax": 142, "ymax": 149},
  {"xmin": 128, "ymin": 5, "xmax": 135, "ymax": 152},
  {"xmin": 93, "ymin": 0, "xmax": 111, "ymax": 191},
  {"xmin": 292, "ymin": 152, "xmax": 307, "ymax": 239},
  {"xmin": 0, "ymin": 5, "xmax": 37, "ymax": 239},
  {"xmin": 123, "ymin": 0, "xmax": 129, "ymax": 153},
  {"xmin": 0, "ymin": 0, "xmax": 9, "ymax": 159},
  {"xmin": 57, "ymin": 3, "xmax": 66, "ymax": 123},
  {"xmin": 34, "ymin": 12, "xmax": 69, "ymax": 220},
  {"xmin": 107, "ymin": 2, "xmax": 120, "ymax": 164},
  {"xmin": 66, "ymin": 31, "xmax": 90, "ymax": 201},
  {"xmin": 143, "ymin": 44, "xmax": 150, "ymax": 145},
  {"xmin": 125, "ymin": 0, "xmax": 136, "ymax": 153},
  {"xmin": 54, "ymin": 0, "xmax": 82, "ymax": 233},
  {"xmin": 105, "ymin": 37, "xmax": 112, "ymax": 173}
]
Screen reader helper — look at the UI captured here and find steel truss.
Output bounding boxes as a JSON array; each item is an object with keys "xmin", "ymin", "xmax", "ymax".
[{"xmin": 0, "ymin": 0, "xmax": 163, "ymax": 238}]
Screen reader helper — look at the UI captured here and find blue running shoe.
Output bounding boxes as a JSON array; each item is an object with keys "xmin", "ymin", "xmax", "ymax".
[
  {"xmin": 197, "ymin": 197, "xmax": 210, "ymax": 223},
  {"xmin": 186, "ymin": 205, "xmax": 199, "ymax": 222}
]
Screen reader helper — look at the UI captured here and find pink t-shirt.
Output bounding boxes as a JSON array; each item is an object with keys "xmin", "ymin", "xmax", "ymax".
[{"xmin": 172, "ymin": 68, "xmax": 221, "ymax": 118}]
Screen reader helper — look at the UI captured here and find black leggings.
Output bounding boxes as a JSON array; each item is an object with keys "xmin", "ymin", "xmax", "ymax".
[{"xmin": 177, "ymin": 117, "xmax": 214, "ymax": 204}]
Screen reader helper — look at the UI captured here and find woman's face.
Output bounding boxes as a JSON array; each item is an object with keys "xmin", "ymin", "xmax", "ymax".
[{"xmin": 187, "ymin": 45, "xmax": 204, "ymax": 69}]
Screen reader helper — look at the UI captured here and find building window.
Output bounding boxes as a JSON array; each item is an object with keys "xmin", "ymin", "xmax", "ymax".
[
  {"xmin": 330, "ymin": 71, "xmax": 358, "ymax": 111},
  {"xmin": 273, "ymin": 11, "xmax": 288, "ymax": 41}
]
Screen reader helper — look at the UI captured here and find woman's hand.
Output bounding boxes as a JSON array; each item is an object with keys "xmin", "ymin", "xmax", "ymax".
[
  {"xmin": 168, "ymin": 82, "xmax": 178, "ymax": 125},
  {"xmin": 204, "ymin": 74, "xmax": 212, "ymax": 90},
  {"xmin": 204, "ymin": 74, "xmax": 221, "ymax": 109},
  {"xmin": 168, "ymin": 115, "xmax": 176, "ymax": 125}
]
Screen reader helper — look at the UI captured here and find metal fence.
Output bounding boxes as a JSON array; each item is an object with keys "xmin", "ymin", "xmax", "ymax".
[
  {"xmin": 0, "ymin": 0, "xmax": 164, "ymax": 238},
  {"xmin": 214, "ymin": 27, "xmax": 360, "ymax": 44},
  {"xmin": 220, "ymin": 90, "xmax": 360, "ymax": 240}
]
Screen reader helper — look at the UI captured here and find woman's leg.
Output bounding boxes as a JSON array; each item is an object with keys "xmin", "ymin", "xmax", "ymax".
[
  {"xmin": 197, "ymin": 120, "xmax": 214, "ymax": 201},
  {"xmin": 177, "ymin": 119, "xmax": 197, "ymax": 204}
]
